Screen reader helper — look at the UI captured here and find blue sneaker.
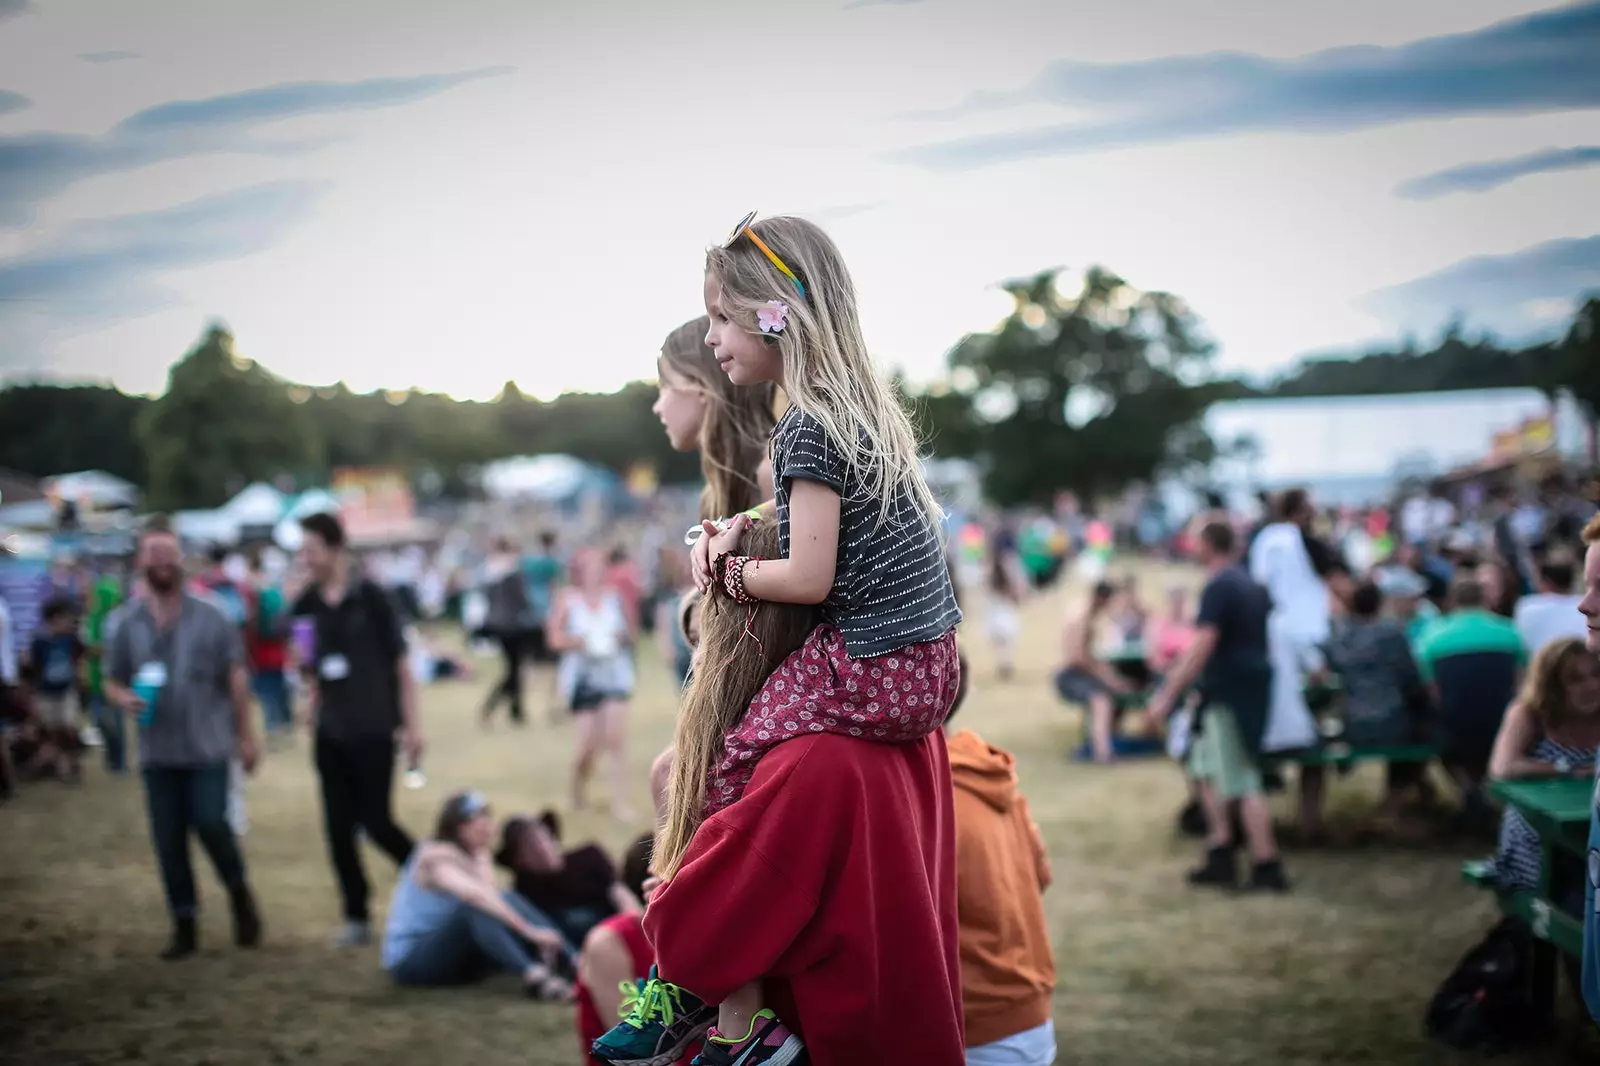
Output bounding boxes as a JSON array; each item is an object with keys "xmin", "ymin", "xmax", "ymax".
[{"xmin": 591, "ymin": 965, "xmax": 715, "ymax": 1066}]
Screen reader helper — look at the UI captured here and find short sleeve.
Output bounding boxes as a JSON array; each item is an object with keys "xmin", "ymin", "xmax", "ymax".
[
  {"xmin": 106, "ymin": 610, "xmax": 133, "ymax": 685},
  {"xmin": 365, "ymin": 582, "xmax": 406, "ymax": 664},
  {"xmin": 777, "ymin": 411, "xmax": 846, "ymax": 493},
  {"xmin": 220, "ymin": 615, "xmax": 246, "ymax": 669},
  {"xmin": 1195, "ymin": 575, "xmax": 1232, "ymax": 631}
]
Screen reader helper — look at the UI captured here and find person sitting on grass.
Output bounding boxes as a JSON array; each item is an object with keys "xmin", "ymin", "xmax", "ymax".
[
  {"xmin": 1054, "ymin": 580, "xmax": 1139, "ymax": 763},
  {"xmin": 497, "ymin": 808, "xmax": 642, "ymax": 949},
  {"xmin": 381, "ymin": 790, "xmax": 574, "ymax": 1001},
  {"xmin": 1484, "ymin": 637, "xmax": 1598, "ymax": 903}
]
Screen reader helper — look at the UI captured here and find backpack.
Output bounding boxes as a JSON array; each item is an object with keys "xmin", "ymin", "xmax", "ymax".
[
  {"xmin": 254, "ymin": 586, "xmax": 287, "ymax": 640},
  {"xmin": 1424, "ymin": 917, "xmax": 1539, "ymax": 1052}
]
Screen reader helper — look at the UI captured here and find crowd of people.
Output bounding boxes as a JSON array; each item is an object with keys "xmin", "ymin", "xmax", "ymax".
[{"xmin": 5, "ymin": 211, "xmax": 1600, "ymax": 1063}]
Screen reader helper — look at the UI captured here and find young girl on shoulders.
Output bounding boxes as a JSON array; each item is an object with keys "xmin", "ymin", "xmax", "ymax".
[{"xmin": 593, "ymin": 214, "xmax": 963, "ymax": 1066}]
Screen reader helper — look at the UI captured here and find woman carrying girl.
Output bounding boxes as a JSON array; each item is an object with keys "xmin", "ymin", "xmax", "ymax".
[
  {"xmin": 594, "ymin": 215, "xmax": 965, "ymax": 1066},
  {"xmin": 549, "ymin": 549, "xmax": 639, "ymax": 820}
]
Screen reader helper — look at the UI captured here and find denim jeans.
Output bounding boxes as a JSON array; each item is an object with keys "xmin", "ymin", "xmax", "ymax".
[
  {"xmin": 91, "ymin": 694, "xmax": 126, "ymax": 773},
  {"xmin": 142, "ymin": 763, "xmax": 250, "ymax": 918},
  {"xmin": 251, "ymin": 670, "xmax": 293, "ymax": 734},
  {"xmin": 389, "ymin": 891, "xmax": 572, "ymax": 987}
]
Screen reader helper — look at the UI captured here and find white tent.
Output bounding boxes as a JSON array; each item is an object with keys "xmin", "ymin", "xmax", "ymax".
[
  {"xmin": 223, "ymin": 482, "xmax": 288, "ymax": 525},
  {"xmin": 481, "ymin": 455, "xmax": 592, "ymax": 502},
  {"xmin": 272, "ymin": 489, "xmax": 341, "ymax": 551},
  {"xmin": 42, "ymin": 470, "xmax": 138, "ymax": 509}
]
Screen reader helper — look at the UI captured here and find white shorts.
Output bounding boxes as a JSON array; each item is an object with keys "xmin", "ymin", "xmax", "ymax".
[
  {"xmin": 967, "ymin": 1019, "xmax": 1057, "ymax": 1066},
  {"xmin": 986, "ymin": 602, "xmax": 1022, "ymax": 645},
  {"xmin": 34, "ymin": 690, "xmax": 80, "ymax": 731}
]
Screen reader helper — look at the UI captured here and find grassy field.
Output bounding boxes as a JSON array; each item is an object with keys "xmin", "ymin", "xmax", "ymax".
[{"xmin": 1, "ymin": 568, "xmax": 1594, "ymax": 1065}]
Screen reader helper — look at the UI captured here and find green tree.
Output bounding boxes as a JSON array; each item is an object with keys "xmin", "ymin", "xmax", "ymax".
[
  {"xmin": 0, "ymin": 383, "xmax": 148, "ymax": 483},
  {"xmin": 1556, "ymin": 295, "xmax": 1600, "ymax": 416},
  {"xmin": 136, "ymin": 323, "xmax": 321, "ymax": 509},
  {"xmin": 941, "ymin": 267, "xmax": 1220, "ymax": 505}
]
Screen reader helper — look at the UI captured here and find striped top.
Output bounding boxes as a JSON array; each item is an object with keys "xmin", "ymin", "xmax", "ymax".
[{"xmin": 771, "ymin": 407, "xmax": 962, "ymax": 659}]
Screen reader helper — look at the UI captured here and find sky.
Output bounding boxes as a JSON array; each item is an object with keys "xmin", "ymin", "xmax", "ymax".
[{"xmin": 0, "ymin": 0, "xmax": 1597, "ymax": 401}]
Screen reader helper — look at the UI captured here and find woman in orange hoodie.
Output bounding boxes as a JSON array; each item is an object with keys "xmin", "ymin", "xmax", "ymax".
[{"xmin": 945, "ymin": 694, "xmax": 1058, "ymax": 1065}]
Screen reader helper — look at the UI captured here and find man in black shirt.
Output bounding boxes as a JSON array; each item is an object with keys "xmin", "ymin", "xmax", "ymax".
[
  {"xmin": 1147, "ymin": 520, "xmax": 1288, "ymax": 892},
  {"xmin": 292, "ymin": 512, "xmax": 423, "ymax": 947}
]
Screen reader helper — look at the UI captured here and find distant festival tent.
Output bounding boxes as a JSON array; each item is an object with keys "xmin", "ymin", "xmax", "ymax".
[
  {"xmin": 481, "ymin": 455, "xmax": 593, "ymax": 501},
  {"xmin": 42, "ymin": 470, "xmax": 139, "ymax": 510}
]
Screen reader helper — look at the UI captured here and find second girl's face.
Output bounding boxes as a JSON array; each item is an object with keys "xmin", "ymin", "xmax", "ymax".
[
  {"xmin": 704, "ymin": 272, "xmax": 783, "ymax": 387},
  {"xmin": 1561, "ymin": 652, "xmax": 1600, "ymax": 717},
  {"xmin": 653, "ymin": 360, "xmax": 708, "ymax": 453}
]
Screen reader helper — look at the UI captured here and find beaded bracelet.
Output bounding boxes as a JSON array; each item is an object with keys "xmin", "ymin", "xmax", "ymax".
[{"xmin": 713, "ymin": 552, "xmax": 761, "ymax": 606}]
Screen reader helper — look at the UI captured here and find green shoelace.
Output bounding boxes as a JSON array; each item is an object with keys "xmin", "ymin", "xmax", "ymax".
[{"xmin": 617, "ymin": 976, "xmax": 685, "ymax": 1029}]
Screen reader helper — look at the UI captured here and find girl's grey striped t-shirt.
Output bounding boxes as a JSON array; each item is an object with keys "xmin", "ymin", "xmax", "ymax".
[{"xmin": 771, "ymin": 407, "xmax": 962, "ymax": 659}]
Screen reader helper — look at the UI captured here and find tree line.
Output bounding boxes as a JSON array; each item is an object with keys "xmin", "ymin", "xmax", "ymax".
[{"xmin": 2, "ymin": 276, "xmax": 1594, "ymax": 511}]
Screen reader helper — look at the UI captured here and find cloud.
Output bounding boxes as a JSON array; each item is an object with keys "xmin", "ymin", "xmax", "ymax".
[
  {"xmin": 0, "ymin": 66, "xmax": 510, "ymax": 226},
  {"xmin": 842, "ymin": 0, "xmax": 926, "ymax": 9},
  {"xmin": 78, "ymin": 50, "xmax": 141, "ymax": 64},
  {"xmin": 894, "ymin": 3, "xmax": 1600, "ymax": 170},
  {"xmin": 808, "ymin": 200, "xmax": 886, "ymax": 221},
  {"xmin": 0, "ymin": 1, "xmax": 29, "ymax": 20},
  {"xmin": 0, "ymin": 182, "xmax": 320, "ymax": 365},
  {"xmin": 0, "ymin": 89, "xmax": 26, "ymax": 115},
  {"xmin": 1359, "ymin": 235, "xmax": 1600, "ymax": 339},
  {"xmin": 1396, "ymin": 145, "xmax": 1600, "ymax": 199}
]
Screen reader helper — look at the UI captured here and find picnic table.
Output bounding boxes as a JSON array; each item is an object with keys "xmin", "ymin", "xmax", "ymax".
[
  {"xmin": 1281, "ymin": 680, "xmax": 1439, "ymax": 769},
  {"xmin": 1462, "ymin": 776, "xmax": 1593, "ymax": 1023}
]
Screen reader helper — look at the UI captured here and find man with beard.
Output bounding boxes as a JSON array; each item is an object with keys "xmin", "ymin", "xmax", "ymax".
[
  {"xmin": 104, "ymin": 517, "xmax": 262, "ymax": 959},
  {"xmin": 292, "ymin": 511, "xmax": 422, "ymax": 948}
]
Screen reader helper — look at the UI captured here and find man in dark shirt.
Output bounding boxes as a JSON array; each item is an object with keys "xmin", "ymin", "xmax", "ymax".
[
  {"xmin": 292, "ymin": 511, "xmax": 422, "ymax": 948},
  {"xmin": 1147, "ymin": 520, "xmax": 1287, "ymax": 892}
]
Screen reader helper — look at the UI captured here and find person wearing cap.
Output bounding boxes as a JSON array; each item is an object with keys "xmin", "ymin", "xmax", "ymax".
[
  {"xmin": 1372, "ymin": 564, "xmax": 1439, "ymax": 647},
  {"xmin": 381, "ymin": 791, "xmax": 573, "ymax": 1000}
]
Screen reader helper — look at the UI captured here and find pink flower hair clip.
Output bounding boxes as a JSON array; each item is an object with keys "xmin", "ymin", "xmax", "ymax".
[{"xmin": 757, "ymin": 300, "xmax": 789, "ymax": 335}]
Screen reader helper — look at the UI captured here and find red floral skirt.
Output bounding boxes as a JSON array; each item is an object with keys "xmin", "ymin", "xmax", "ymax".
[{"xmin": 705, "ymin": 624, "xmax": 961, "ymax": 815}]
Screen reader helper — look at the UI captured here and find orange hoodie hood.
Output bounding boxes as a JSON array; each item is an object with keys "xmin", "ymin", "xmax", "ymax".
[{"xmin": 947, "ymin": 729, "xmax": 1019, "ymax": 814}]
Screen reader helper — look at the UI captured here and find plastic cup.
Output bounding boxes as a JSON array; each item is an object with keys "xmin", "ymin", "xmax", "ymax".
[
  {"xmin": 132, "ymin": 680, "xmax": 161, "ymax": 728},
  {"xmin": 291, "ymin": 617, "xmax": 317, "ymax": 664}
]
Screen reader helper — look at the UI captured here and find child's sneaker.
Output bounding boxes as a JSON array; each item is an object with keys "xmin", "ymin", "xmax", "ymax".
[
  {"xmin": 591, "ymin": 965, "xmax": 715, "ymax": 1066},
  {"xmin": 692, "ymin": 1010, "xmax": 806, "ymax": 1066}
]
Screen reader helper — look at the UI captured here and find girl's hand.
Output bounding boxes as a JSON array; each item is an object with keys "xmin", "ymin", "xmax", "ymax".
[
  {"xmin": 691, "ymin": 521, "xmax": 718, "ymax": 592},
  {"xmin": 691, "ymin": 514, "xmax": 750, "ymax": 592}
]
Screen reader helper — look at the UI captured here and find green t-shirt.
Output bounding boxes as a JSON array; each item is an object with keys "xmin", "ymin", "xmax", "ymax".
[
  {"xmin": 1413, "ymin": 609, "xmax": 1525, "ymax": 685},
  {"xmin": 83, "ymin": 577, "xmax": 123, "ymax": 696}
]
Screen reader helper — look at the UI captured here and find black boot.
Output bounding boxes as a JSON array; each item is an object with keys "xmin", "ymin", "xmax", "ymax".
[
  {"xmin": 1246, "ymin": 858, "xmax": 1292, "ymax": 893},
  {"xmin": 1186, "ymin": 844, "xmax": 1238, "ymax": 888},
  {"xmin": 230, "ymin": 885, "xmax": 262, "ymax": 949},
  {"xmin": 161, "ymin": 917, "xmax": 198, "ymax": 961}
]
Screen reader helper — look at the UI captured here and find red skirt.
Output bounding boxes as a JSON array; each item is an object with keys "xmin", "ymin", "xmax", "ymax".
[{"xmin": 705, "ymin": 625, "xmax": 961, "ymax": 815}]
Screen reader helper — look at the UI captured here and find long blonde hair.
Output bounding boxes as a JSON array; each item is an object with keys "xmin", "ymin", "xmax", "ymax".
[
  {"xmin": 660, "ymin": 317, "xmax": 778, "ymax": 521},
  {"xmin": 705, "ymin": 216, "xmax": 943, "ymax": 532},
  {"xmin": 655, "ymin": 507, "xmax": 819, "ymax": 879},
  {"xmin": 1519, "ymin": 637, "xmax": 1599, "ymax": 730}
]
